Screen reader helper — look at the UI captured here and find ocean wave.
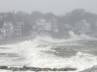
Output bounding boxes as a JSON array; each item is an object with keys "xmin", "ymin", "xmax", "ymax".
[{"xmin": 0, "ymin": 36, "xmax": 97, "ymax": 71}]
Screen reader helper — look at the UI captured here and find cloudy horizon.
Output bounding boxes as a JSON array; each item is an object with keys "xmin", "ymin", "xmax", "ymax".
[{"xmin": 0, "ymin": 0, "xmax": 97, "ymax": 15}]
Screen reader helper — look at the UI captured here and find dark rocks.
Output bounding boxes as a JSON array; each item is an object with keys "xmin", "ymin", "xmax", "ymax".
[
  {"xmin": 0, "ymin": 65, "xmax": 77, "ymax": 71},
  {"xmin": 0, "ymin": 66, "xmax": 8, "ymax": 69}
]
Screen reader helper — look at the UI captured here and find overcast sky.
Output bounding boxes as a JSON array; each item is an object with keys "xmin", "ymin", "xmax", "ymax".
[{"xmin": 0, "ymin": 0, "xmax": 97, "ymax": 15}]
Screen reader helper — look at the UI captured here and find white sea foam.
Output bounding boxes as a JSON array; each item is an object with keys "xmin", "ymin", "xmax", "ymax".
[{"xmin": 0, "ymin": 35, "xmax": 97, "ymax": 72}]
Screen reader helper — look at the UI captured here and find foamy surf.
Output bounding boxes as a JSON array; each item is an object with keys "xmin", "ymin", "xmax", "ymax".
[{"xmin": 0, "ymin": 36, "xmax": 97, "ymax": 72}]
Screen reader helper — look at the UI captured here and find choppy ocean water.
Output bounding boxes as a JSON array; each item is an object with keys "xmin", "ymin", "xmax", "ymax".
[{"xmin": 0, "ymin": 36, "xmax": 97, "ymax": 72}]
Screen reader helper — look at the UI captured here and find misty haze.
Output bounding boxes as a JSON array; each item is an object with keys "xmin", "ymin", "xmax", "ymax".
[{"xmin": 0, "ymin": 0, "xmax": 97, "ymax": 72}]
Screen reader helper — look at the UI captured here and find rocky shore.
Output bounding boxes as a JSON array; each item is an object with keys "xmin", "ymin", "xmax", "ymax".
[{"xmin": 0, "ymin": 66, "xmax": 77, "ymax": 72}]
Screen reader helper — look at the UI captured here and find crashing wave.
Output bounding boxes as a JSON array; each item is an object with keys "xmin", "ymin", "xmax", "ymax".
[{"xmin": 0, "ymin": 36, "xmax": 97, "ymax": 72}]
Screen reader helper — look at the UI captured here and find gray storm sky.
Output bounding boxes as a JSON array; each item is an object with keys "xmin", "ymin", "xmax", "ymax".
[{"xmin": 0, "ymin": 0, "xmax": 97, "ymax": 15}]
